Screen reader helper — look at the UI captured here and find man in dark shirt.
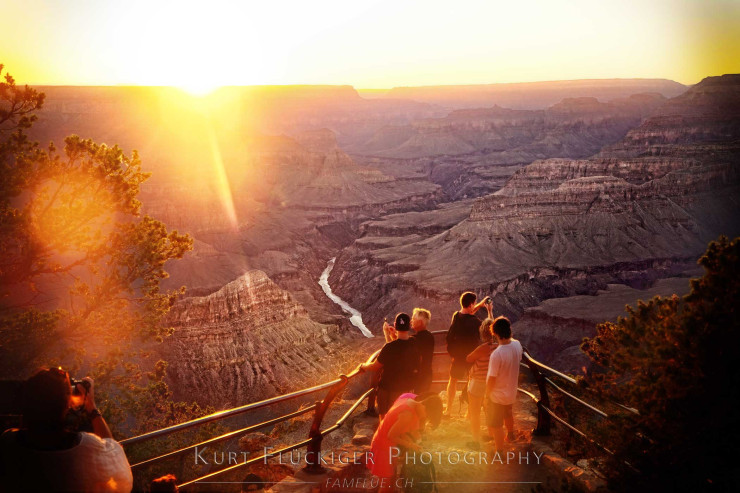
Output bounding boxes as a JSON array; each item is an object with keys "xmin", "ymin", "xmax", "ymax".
[
  {"xmin": 410, "ymin": 308, "xmax": 435, "ymax": 394},
  {"xmin": 445, "ymin": 291, "xmax": 489, "ymax": 415},
  {"xmin": 359, "ymin": 313, "xmax": 420, "ymax": 419}
]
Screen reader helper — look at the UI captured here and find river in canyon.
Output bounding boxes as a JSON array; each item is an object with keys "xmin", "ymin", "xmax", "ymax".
[{"xmin": 318, "ymin": 257, "xmax": 373, "ymax": 337}]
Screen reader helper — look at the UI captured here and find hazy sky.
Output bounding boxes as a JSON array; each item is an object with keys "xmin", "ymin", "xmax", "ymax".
[{"xmin": 1, "ymin": 0, "xmax": 738, "ymax": 91}]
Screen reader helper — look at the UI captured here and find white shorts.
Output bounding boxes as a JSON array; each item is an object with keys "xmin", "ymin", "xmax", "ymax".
[{"xmin": 468, "ymin": 378, "xmax": 486, "ymax": 399}]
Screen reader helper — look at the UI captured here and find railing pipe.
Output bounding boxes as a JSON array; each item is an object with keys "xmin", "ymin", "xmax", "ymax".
[
  {"xmin": 523, "ymin": 352, "xmax": 577, "ymax": 384},
  {"xmin": 124, "ymin": 348, "xmax": 382, "ymax": 448},
  {"xmin": 544, "ymin": 377, "xmax": 608, "ymax": 418},
  {"xmin": 177, "ymin": 387, "xmax": 374, "ymax": 489},
  {"xmin": 131, "ymin": 404, "xmax": 317, "ymax": 469},
  {"xmin": 121, "ymin": 379, "xmax": 341, "ymax": 447}
]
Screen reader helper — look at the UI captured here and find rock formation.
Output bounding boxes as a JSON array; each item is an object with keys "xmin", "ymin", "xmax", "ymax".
[
  {"xmin": 159, "ymin": 270, "xmax": 374, "ymax": 407},
  {"xmin": 139, "ymin": 128, "xmax": 442, "ymax": 330},
  {"xmin": 347, "ymin": 93, "xmax": 670, "ymax": 199},
  {"xmin": 514, "ymin": 276, "xmax": 696, "ymax": 374},
  {"xmin": 332, "ymin": 75, "xmax": 740, "ymax": 330},
  {"xmin": 381, "ymin": 78, "xmax": 687, "ymax": 110}
]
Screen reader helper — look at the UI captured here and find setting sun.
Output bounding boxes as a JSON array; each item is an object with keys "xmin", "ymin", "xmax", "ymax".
[
  {"xmin": 178, "ymin": 81, "xmax": 221, "ymax": 97},
  {"xmin": 1, "ymin": 0, "xmax": 738, "ymax": 87},
  {"xmin": 1, "ymin": 1, "xmax": 740, "ymax": 492}
]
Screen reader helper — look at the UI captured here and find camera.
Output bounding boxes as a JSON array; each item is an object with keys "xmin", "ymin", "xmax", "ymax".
[
  {"xmin": 483, "ymin": 296, "xmax": 492, "ymax": 304},
  {"xmin": 66, "ymin": 379, "xmax": 93, "ymax": 432},
  {"xmin": 70, "ymin": 378, "xmax": 91, "ymax": 396}
]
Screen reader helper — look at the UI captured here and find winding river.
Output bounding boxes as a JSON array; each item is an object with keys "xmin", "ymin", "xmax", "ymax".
[{"xmin": 318, "ymin": 257, "xmax": 373, "ymax": 338}]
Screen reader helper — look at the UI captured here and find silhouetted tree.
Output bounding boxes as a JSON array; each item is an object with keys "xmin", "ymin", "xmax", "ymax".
[{"xmin": 581, "ymin": 236, "xmax": 740, "ymax": 491}]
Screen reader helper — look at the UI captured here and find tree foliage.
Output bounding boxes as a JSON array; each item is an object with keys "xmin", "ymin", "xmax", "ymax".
[
  {"xmin": 580, "ymin": 236, "xmax": 740, "ymax": 491},
  {"xmin": 0, "ymin": 64, "xmax": 193, "ymax": 375},
  {"xmin": 0, "ymin": 64, "xmax": 210, "ymax": 474}
]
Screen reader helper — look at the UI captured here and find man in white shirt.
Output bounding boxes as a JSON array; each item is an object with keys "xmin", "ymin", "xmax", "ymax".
[{"xmin": 485, "ymin": 317, "xmax": 523, "ymax": 452}]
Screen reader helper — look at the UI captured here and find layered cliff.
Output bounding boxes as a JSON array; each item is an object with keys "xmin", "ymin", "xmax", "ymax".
[
  {"xmin": 332, "ymin": 75, "xmax": 740, "ymax": 329},
  {"xmin": 351, "ymin": 94, "xmax": 667, "ymax": 159},
  {"xmin": 159, "ymin": 270, "xmax": 371, "ymax": 407},
  {"xmin": 347, "ymin": 93, "xmax": 669, "ymax": 199}
]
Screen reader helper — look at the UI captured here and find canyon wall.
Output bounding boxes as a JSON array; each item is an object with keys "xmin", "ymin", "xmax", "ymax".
[
  {"xmin": 332, "ymin": 75, "xmax": 740, "ymax": 331},
  {"xmin": 348, "ymin": 93, "xmax": 670, "ymax": 200},
  {"xmin": 159, "ymin": 270, "xmax": 376, "ymax": 407}
]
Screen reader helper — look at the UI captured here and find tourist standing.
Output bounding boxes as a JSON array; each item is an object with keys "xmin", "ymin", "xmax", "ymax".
[
  {"xmin": 359, "ymin": 313, "xmax": 421, "ymax": 419},
  {"xmin": 410, "ymin": 308, "xmax": 435, "ymax": 394},
  {"xmin": 444, "ymin": 292, "xmax": 488, "ymax": 416},
  {"xmin": 465, "ymin": 303, "xmax": 495, "ymax": 449},
  {"xmin": 486, "ymin": 317, "xmax": 523, "ymax": 452}
]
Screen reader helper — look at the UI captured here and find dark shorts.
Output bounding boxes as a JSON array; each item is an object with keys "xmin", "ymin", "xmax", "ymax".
[
  {"xmin": 449, "ymin": 359, "xmax": 472, "ymax": 380},
  {"xmin": 377, "ymin": 388, "xmax": 403, "ymax": 416},
  {"xmin": 486, "ymin": 402, "xmax": 513, "ymax": 428}
]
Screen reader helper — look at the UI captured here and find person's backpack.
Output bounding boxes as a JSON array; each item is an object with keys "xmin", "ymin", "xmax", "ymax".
[{"xmin": 400, "ymin": 458, "xmax": 437, "ymax": 493}]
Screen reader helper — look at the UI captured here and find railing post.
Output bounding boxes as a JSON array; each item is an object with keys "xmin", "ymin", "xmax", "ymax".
[
  {"xmin": 303, "ymin": 375, "xmax": 349, "ymax": 474},
  {"xmin": 304, "ymin": 400, "xmax": 325, "ymax": 474},
  {"xmin": 524, "ymin": 350, "xmax": 552, "ymax": 436}
]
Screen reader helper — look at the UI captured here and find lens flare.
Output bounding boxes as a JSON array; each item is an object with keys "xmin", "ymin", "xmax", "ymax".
[{"xmin": 205, "ymin": 119, "xmax": 238, "ymax": 230}]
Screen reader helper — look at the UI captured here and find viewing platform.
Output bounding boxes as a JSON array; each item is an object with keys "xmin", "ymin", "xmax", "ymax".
[{"xmin": 112, "ymin": 329, "xmax": 618, "ymax": 492}]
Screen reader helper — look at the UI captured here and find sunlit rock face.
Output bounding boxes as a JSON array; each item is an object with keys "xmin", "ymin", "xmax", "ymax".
[
  {"xmin": 160, "ymin": 270, "xmax": 344, "ymax": 407},
  {"xmin": 332, "ymin": 75, "xmax": 740, "ymax": 329}
]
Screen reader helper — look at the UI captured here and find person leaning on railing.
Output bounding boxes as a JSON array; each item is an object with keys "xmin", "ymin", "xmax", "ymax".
[
  {"xmin": 0, "ymin": 368, "xmax": 133, "ymax": 492},
  {"xmin": 358, "ymin": 313, "xmax": 421, "ymax": 421}
]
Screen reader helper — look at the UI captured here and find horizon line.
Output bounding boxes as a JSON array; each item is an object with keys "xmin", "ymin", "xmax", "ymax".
[{"xmin": 20, "ymin": 75, "xmax": 722, "ymax": 91}]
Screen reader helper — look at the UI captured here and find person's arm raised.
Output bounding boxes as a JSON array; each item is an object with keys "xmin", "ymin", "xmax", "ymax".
[{"xmin": 80, "ymin": 377, "xmax": 113, "ymax": 439}]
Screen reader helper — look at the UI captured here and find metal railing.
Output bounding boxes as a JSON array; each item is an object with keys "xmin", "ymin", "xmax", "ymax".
[
  {"xmin": 121, "ymin": 348, "xmax": 381, "ymax": 489},
  {"xmin": 429, "ymin": 330, "xmax": 639, "ymax": 458},
  {"xmin": 123, "ymin": 328, "xmax": 640, "ymax": 488}
]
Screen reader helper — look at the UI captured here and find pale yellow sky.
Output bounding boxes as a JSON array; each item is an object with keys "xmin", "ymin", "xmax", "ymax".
[{"xmin": 1, "ymin": 0, "xmax": 738, "ymax": 92}]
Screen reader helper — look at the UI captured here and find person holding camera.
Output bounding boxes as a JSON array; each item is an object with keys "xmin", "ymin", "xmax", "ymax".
[
  {"xmin": 359, "ymin": 313, "xmax": 421, "ymax": 420},
  {"xmin": 0, "ymin": 367, "xmax": 133, "ymax": 492},
  {"xmin": 444, "ymin": 292, "xmax": 490, "ymax": 417}
]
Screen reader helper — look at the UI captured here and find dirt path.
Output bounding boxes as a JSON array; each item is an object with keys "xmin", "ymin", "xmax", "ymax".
[{"xmin": 416, "ymin": 392, "xmax": 548, "ymax": 493}]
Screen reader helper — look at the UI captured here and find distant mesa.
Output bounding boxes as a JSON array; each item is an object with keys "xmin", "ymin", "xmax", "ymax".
[{"xmin": 382, "ymin": 78, "xmax": 688, "ymax": 110}]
